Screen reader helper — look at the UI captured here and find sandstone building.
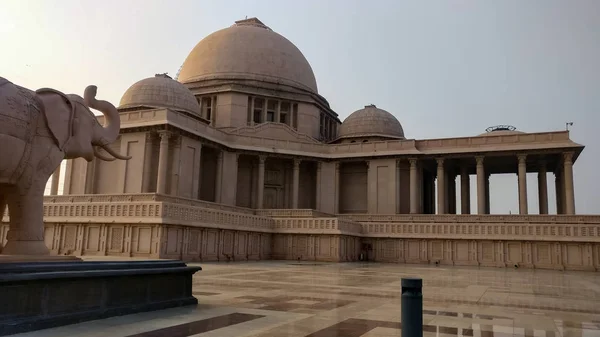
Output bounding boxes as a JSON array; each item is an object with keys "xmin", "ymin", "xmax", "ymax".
[{"xmin": 3, "ymin": 18, "xmax": 599, "ymax": 270}]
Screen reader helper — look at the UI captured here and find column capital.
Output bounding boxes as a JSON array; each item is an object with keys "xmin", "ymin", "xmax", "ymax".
[
  {"xmin": 475, "ymin": 156, "xmax": 485, "ymax": 165},
  {"xmin": 436, "ymin": 158, "xmax": 445, "ymax": 166},
  {"xmin": 293, "ymin": 158, "xmax": 301, "ymax": 167},
  {"xmin": 258, "ymin": 155, "xmax": 267, "ymax": 163},
  {"xmin": 158, "ymin": 130, "xmax": 171, "ymax": 142},
  {"xmin": 408, "ymin": 158, "xmax": 418, "ymax": 167},
  {"xmin": 335, "ymin": 162, "xmax": 341, "ymax": 171},
  {"xmin": 563, "ymin": 151, "xmax": 574, "ymax": 164},
  {"xmin": 316, "ymin": 161, "xmax": 322, "ymax": 171},
  {"xmin": 517, "ymin": 154, "xmax": 527, "ymax": 163},
  {"xmin": 145, "ymin": 132, "xmax": 156, "ymax": 142},
  {"xmin": 217, "ymin": 150, "xmax": 223, "ymax": 160}
]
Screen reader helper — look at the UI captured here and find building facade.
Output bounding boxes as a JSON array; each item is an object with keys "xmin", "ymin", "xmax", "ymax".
[{"xmin": 3, "ymin": 18, "xmax": 599, "ymax": 270}]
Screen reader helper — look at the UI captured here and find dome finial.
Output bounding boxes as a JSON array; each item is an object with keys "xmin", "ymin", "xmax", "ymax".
[
  {"xmin": 155, "ymin": 72, "xmax": 172, "ymax": 79},
  {"xmin": 365, "ymin": 104, "xmax": 376, "ymax": 108}
]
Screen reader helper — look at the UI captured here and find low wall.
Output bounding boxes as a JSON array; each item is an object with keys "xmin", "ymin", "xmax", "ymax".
[{"xmin": 1, "ymin": 194, "xmax": 599, "ymax": 270}]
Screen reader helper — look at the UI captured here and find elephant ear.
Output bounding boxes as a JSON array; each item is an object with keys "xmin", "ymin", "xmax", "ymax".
[{"xmin": 35, "ymin": 88, "xmax": 75, "ymax": 151}]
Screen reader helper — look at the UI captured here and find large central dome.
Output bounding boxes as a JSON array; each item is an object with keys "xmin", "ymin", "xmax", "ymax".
[{"xmin": 178, "ymin": 18, "xmax": 318, "ymax": 93}]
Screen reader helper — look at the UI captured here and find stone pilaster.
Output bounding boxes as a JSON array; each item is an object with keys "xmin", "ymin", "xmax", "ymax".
[
  {"xmin": 156, "ymin": 131, "xmax": 170, "ymax": 194},
  {"xmin": 292, "ymin": 158, "xmax": 300, "ymax": 208},
  {"xmin": 215, "ymin": 151, "xmax": 224, "ymax": 203},
  {"xmin": 256, "ymin": 155, "xmax": 266, "ymax": 209},
  {"xmin": 142, "ymin": 133, "xmax": 155, "ymax": 193}
]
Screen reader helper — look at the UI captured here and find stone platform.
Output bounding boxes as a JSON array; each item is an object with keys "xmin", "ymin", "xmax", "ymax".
[{"xmin": 0, "ymin": 260, "xmax": 201, "ymax": 336}]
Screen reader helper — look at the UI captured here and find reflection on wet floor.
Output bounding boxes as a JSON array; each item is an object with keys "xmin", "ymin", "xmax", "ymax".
[{"xmin": 14, "ymin": 261, "xmax": 600, "ymax": 337}]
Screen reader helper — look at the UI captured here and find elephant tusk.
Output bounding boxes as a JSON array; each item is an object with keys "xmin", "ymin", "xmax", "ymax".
[
  {"xmin": 100, "ymin": 144, "xmax": 132, "ymax": 160},
  {"xmin": 93, "ymin": 147, "xmax": 116, "ymax": 161}
]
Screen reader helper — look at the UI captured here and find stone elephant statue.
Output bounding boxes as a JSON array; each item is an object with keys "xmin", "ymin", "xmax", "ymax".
[{"xmin": 0, "ymin": 77, "xmax": 130, "ymax": 256}]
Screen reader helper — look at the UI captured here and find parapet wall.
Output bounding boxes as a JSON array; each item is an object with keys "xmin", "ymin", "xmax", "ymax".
[{"xmin": 1, "ymin": 194, "xmax": 599, "ymax": 270}]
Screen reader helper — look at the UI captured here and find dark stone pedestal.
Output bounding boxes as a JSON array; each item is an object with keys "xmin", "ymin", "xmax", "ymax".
[{"xmin": 0, "ymin": 260, "xmax": 201, "ymax": 336}]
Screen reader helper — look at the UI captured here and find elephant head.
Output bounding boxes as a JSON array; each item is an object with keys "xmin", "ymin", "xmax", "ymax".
[{"xmin": 36, "ymin": 85, "xmax": 130, "ymax": 162}]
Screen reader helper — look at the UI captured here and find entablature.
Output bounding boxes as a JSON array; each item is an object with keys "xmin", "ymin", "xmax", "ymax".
[{"xmin": 98, "ymin": 108, "xmax": 584, "ymax": 162}]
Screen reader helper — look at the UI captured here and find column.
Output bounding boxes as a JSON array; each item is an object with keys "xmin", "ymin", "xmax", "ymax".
[
  {"xmin": 538, "ymin": 160, "xmax": 548, "ymax": 214},
  {"xmin": 315, "ymin": 161, "xmax": 322, "ymax": 210},
  {"xmin": 50, "ymin": 164, "xmax": 61, "ymax": 195},
  {"xmin": 277, "ymin": 101, "xmax": 283, "ymax": 123},
  {"xmin": 476, "ymin": 156, "xmax": 486, "ymax": 215},
  {"xmin": 485, "ymin": 173, "xmax": 491, "ymax": 214},
  {"xmin": 409, "ymin": 159, "xmax": 419, "ymax": 214},
  {"xmin": 447, "ymin": 172, "xmax": 456, "ymax": 214},
  {"xmin": 256, "ymin": 155, "xmax": 266, "ymax": 209},
  {"xmin": 170, "ymin": 135, "xmax": 181, "ymax": 196},
  {"xmin": 563, "ymin": 152, "xmax": 576, "ymax": 214},
  {"xmin": 156, "ymin": 131, "xmax": 170, "ymax": 194},
  {"xmin": 395, "ymin": 160, "xmax": 401, "ymax": 214},
  {"xmin": 334, "ymin": 163, "xmax": 341, "ymax": 213},
  {"xmin": 292, "ymin": 158, "xmax": 300, "ymax": 208},
  {"xmin": 555, "ymin": 170, "xmax": 563, "ymax": 214},
  {"xmin": 436, "ymin": 158, "xmax": 445, "ymax": 214},
  {"xmin": 517, "ymin": 154, "xmax": 528, "ymax": 214},
  {"xmin": 142, "ymin": 133, "xmax": 154, "ymax": 192},
  {"xmin": 249, "ymin": 97, "xmax": 255, "ymax": 126},
  {"xmin": 460, "ymin": 166, "xmax": 470, "ymax": 214},
  {"xmin": 215, "ymin": 151, "xmax": 223, "ymax": 203}
]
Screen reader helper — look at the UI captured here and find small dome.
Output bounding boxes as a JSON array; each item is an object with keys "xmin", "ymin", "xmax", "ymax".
[
  {"xmin": 338, "ymin": 105, "xmax": 405, "ymax": 139},
  {"xmin": 178, "ymin": 18, "xmax": 318, "ymax": 93},
  {"xmin": 119, "ymin": 74, "xmax": 201, "ymax": 115},
  {"xmin": 478, "ymin": 125, "xmax": 524, "ymax": 137}
]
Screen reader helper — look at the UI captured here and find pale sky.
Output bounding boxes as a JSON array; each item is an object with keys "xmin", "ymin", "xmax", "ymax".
[{"xmin": 1, "ymin": 0, "xmax": 598, "ymax": 214}]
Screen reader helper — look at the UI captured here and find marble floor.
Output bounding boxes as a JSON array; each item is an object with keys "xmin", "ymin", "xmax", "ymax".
[{"xmin": 14, "ymin": 261, "xmax": 600, "ymax": 337}]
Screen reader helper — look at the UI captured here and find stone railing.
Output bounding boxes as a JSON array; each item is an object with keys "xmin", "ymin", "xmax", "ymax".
[
  {"xmin": 338, "ymin": 214, "xmax": 600, "ymax": 224},
  {"xmin": 359, "ymin": 222, "xmax": 600, "ymax": 242},
  {"xmin": 272, "ymin": 217, "xmax": 362, "ymax": 236},
  {"xmin": 256, "ymin": 209, "xmax": 335, "ymax": 218},
  {"xmin": 42, "ymin": 193, "xmax": 255, "ymax": 215},
  {"xmin": 111, "ymin": 109, "xmax": 579, "ymax": 157},
  {"xmin": 161, "ymin": 203, "xmax": 273, "ymax": 233}
]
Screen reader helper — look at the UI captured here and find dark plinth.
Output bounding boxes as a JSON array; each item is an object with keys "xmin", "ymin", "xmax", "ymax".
[{"xmin": 0, "ymin": 260, "xmax": 202, "ymax": 336}]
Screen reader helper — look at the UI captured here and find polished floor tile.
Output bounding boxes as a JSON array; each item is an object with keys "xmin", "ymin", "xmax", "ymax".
[{"xmin": 12, "ymin": 261, "xmax": 600, "ymax": 337}]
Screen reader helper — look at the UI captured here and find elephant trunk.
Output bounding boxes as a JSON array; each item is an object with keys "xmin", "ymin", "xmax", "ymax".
[{"xmin": 84, "ymin": 85, "xmax": 120, "ymax": 146}]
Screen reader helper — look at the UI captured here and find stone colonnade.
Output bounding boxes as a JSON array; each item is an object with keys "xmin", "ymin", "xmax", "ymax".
[
  {"xmin": 51, "ymin": 140, "xmax": 577, "ymax": 215},
  {"xmin": 419, "ymin": 152, "xmax": 576, "ymax": 215}
]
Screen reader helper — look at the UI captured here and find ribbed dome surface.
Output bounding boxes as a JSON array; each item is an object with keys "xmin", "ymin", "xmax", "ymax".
[
  {"xmin": 338, "ymin": 105, "xmax": 405, "ymax": 139},
  {"xmin": 177, "ymin": 18, "xmax": 318, "ymax": 93},
  {"xmin": 119, "ymin": 74, "xmax": 200, "ymax": 115}
]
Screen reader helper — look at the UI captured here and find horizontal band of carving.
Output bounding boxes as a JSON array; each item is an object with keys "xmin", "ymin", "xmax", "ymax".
[
  {"xmin": 359, "ymin": 222, "xmax": 600, "ymax": 242},
  {"xmin": 339, "ymin": 214, "xmax": 600, "ymax": 224},
  {"xmin": 256, "ymin": 209, "xmax": 335, "ymax": 218}
]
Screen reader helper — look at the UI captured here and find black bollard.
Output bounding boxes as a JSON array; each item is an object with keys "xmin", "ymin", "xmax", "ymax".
[{"xmin": 401, "ymin": 278, "xmax": 423, "ymax": 337}]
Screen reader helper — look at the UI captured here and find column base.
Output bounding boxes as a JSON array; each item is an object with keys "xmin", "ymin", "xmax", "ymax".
[{"xmin": 1, "ymin": 240, "xmax": 50, "ymax": 255}]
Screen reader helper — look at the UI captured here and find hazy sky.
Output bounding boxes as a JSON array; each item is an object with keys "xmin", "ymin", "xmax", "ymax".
[{"xmin": 1, "ymin": 0, "xmax": 598, "ymax": 214}]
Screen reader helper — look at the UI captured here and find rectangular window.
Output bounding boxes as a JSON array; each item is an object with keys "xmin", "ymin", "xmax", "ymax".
[
  {"xmin": 280, "ymin": 114, "xmax": 287, "ymax": 124},
  {"xmin": 267, "ymin": 111, "xmax": 275, "ymax": 122}
]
